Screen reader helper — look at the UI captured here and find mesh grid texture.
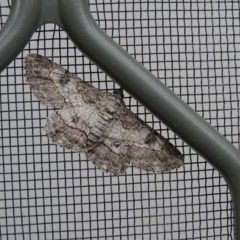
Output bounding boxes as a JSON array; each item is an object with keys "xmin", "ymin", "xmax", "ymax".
[{"xmin": 0, "ymin": 0, "xmax": 238, "ymax": 239}]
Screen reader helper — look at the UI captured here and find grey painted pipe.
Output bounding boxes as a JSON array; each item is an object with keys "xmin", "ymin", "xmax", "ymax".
[
  {"xmin": 0, "ymin": 0, "xmax": 41, "ymax": 72},
  {"xmin": 59, "ymin": 3, "xmax": 240, "ymax": 237},
  {"xmin": 0, "ymin": 0, "xmax": 239, "ymax": 238}
]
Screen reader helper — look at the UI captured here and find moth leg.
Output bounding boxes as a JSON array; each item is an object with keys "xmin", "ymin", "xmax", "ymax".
[
  {"xmin": 113, "ymin": 87, "xmax": 124, "ymax": 98},
  {"xmin": 86, "ymin": 143, "xmax": 130, "ymax": 175}
]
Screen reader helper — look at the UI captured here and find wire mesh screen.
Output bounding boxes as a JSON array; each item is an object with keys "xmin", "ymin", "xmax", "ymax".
[{"xmin": 0, "ymin": 0, "xmax": 238, "ymax": 239}]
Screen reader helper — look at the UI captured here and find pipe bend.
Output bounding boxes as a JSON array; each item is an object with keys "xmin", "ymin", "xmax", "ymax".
[
  {"xmin": 59, "ymin": 3, "xmax": 240, "ymax": 237},
  {"xmin": 0, "ymin": 0, "xmax": 41, "ymax": 73},
  {"xmin": 59, "ymin": 0, "xmax": 114, "ymax": 64},
  {"xmin": 59, "ymin": 0, "xmax": 162, "ymax": 101}
]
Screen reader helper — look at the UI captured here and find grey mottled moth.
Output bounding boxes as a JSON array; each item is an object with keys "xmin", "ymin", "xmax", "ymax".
[{"xmin": 25, "ymin": 54, "xmax": 184, "ymax": 175}]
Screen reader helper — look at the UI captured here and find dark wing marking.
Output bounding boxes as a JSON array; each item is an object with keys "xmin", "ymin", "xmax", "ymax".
[
  {"xmin": 25, "ymin": 54, "xmax": 106, "ymax": 107},
  {"xmin": 44, "ymin": 110, "xmax": 88, "ymax": 152},
  {"xmin": 25, "ymin": 54, "xmax": 66, "ymax": 108},
  {"xmin": 86, "ymin": 143, "xmax": 131, "ymax": 175}
]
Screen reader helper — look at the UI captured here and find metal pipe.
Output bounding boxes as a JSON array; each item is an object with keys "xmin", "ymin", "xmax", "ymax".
[
  {"xmin": 0, "ymin": 0, "xmax": 239, "ymax": 237},
  {"xmin": 59, "ymin": 1, "xmax": 240, "ymax": 237},
  {"xmin": 0, "ymin": 0, "xmax": 41, "ymax": 73}
]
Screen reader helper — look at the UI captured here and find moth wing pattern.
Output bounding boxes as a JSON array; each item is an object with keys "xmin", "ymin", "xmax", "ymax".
[
  {"xmin": 122, "ymin": 107, "xmax": 184, "ymax": 172},
  {"xmin": 97, "ymin": 106, "xmax": 184, "ymax": 174},
  {"xmin": 25, "ymin": 53, "xmax": 184, "ymax": 175},
  {"xmin": 86, "ymin": 144, "xmax": 131, "ymax": 175},
  {"xmin": 25, "ymin": 53, "xmax": 105, "ymax": 108},
  {"xmin": 43, "ymin": 108, "xmax": 89, "ymax": 152},
  {"xmin": 25, "ymin": 54, "xmax": 66, "ymax": 108}
]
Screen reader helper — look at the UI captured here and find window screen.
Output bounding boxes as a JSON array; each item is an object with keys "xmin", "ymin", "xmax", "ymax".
[{"xmin": 0, "ymin": 0, "xmax": 237, "ymax": 239}]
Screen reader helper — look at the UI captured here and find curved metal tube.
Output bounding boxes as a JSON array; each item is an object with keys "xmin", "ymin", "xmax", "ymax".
[
  {"xmin": 60, "ymin": 1, "xmax": 240, "ymax": 237},
  {"xmin": 0, "ymin": 0, "xmax": 41, "ymax": 72},
  {"xmin": 0, "ymin": 0, "xmax": 239, "ymax": 238}
]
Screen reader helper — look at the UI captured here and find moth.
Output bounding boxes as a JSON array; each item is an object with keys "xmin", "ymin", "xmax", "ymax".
[{"xmin": 25, "ymin": 54, "xmax": 184, "ymax": 175}]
